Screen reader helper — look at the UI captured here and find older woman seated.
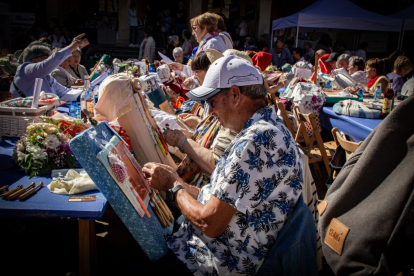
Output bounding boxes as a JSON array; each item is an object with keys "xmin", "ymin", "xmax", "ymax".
[
  {"xmin": 348, "ymin": 56, "xmax": 368, "ymax": 86},
  {"xmin": 67, "ymin": 48, "xmax": 89, "ymax": 80},
  {"xmin": 336, "ymin": 54, "xmax": 351, "ymax": 70},
  {"xmin": 50, "ymin": 48, "xmax": 83, "ymax": 88},
  {"xmin": 173, "ymin": 47, "xmax": 189, "ymax": 65},
  {"xmin": 10, "ymin": 34, "xmax": 86, "ymax": 100}
]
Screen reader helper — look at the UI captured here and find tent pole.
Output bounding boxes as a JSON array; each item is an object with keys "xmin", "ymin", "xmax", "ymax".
[
  {"xmin": 295, "ymin": 26, "xmax": 299, "ymax": 47},
  {"xmin": 399, "ymin": 20, "xmax": 405, "ymax": 49},
  {"xmin": 271, "ymin": 28, "xmax": 274, "ymax": 49}
]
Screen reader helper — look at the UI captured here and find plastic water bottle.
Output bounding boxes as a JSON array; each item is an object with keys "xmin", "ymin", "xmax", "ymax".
[
  {"xmin": 374, "ymin": 85, "xmax": 382, "ymax": 101},
  {"xmin": 69, "ymin": 102, "xmax": 81, "ymax": 119},
  {"xmin": 356, "ymin": 89, "xmax": 364, "ymax": 99}
]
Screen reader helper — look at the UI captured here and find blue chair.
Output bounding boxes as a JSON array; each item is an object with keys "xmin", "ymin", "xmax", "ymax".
[{"xmin": 256, "ymin": 195, "xmax": 318, "ymax": 276}]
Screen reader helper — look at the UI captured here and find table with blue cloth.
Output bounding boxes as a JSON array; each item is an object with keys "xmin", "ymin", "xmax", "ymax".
[
  {"xmin": 319, "ymin": 106, "xmax": 383, "ymax": 142},
  {"xmin": 0, "ymin": 137, "xmax": 107, "ymax": 276}
]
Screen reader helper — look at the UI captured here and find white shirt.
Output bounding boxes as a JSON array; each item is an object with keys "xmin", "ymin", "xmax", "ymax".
[
  {"xmin": 49, "ymin": 34, "xmax": 67, "ymax": 48},
  {"xmin": 219, "ymin": 31, "xmax": 233, "ymax": 50},
  {"xmin": 129, "ymin": 9, "xmax": 138, "ymax": 26},
  {"xmin": 351, "ymin": 70, "xmax": 369, "ymax": 86},
  {"xmin": 239, "ymin": 21, "xmax": 248, "ymax": 36},
  {"xmin": 198, "ymin": 33, "xmax": 228, "ymax": 54}
]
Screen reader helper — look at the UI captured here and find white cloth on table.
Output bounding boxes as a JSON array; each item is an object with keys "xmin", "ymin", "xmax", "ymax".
[{"xmin": 48, "ymin": 169, "xmax": 98, "ymax": 195}]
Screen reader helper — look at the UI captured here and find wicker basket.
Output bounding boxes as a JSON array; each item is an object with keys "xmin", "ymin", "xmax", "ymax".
[{"xmin": 0, "ymin": 100, "xmax": 56, "ymax": 137}]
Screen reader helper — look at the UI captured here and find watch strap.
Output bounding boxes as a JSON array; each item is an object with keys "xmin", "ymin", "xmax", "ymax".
[{"xmin": 170, "ymin": 184, "xmax": 184, "ymax": 203}]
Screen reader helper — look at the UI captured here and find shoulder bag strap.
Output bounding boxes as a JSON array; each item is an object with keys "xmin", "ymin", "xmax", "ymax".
[{"xmin": 12, "ymin": 81, "xmax": 26, "ymax": 98}]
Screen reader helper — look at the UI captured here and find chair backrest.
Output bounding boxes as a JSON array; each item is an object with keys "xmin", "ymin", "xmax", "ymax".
[
  {"xmin": 332, "ymin": 127, "xmax": 362, "ymax": 159},
  {"xmin": 293, "ymin": 105, "xmax": 315, "ymax": 147},
  {"xmin": 293, "ymin": 106, "xmax": 330, "ymax": 168},
  {"xmin": 276, "ymin": 100, "xmax": 296, "ymax": 137}
]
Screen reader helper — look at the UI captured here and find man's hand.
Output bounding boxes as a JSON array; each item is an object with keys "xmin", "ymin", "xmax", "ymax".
[
  {"xmin": 142, "ymin": 162, "xmax": 182, "ymax": 192},
  {"xmin": 169, "ymin": 62, "xmax": 184, "ymax": 71},
  {"xmin": 163, "ymin": 129, "xmax": 186, "ymax": 147},
  {"xmin": 68, "ymin": 33, "xmax": 87, "ymax": 52},
  {"xmin": 178, "ymin": 113, "xmax": 202, "ymax": 128}
]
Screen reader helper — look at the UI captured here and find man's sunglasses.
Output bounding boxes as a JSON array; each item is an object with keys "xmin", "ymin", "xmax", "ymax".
[{"xmin": 201, "ymin": 88, "xmax": 228, "ymax": 109}]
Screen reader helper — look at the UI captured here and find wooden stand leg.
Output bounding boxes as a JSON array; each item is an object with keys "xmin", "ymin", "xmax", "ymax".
[{"xmin": 79, "ymin": 220, "xmax": 96, "ymax": 276}]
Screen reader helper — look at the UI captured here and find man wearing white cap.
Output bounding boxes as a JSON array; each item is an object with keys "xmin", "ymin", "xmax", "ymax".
[{"xmin": 142, "ymin": 55, "xmax": 304, "ymax": 275}]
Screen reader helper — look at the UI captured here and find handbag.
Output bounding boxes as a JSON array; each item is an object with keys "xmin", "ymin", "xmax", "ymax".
[{"xmin": 325, "ymin": 144, "xmax": 346, "ymax": 188}]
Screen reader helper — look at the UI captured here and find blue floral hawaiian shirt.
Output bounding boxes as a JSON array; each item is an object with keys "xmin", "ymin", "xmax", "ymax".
[{"xmin": 165, "ymin": 106, "xmax": 303, "ymax": 275}]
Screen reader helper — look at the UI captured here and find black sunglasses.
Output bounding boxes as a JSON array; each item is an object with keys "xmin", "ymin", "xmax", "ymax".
[{"xmin": 202, "ymin": 88, "xmax": 228, "ymax": 109}]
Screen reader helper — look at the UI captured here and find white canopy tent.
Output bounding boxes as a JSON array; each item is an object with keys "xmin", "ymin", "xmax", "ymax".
[
  {"xmin": 271, "ymin": 0, "xmax": 403, "ymax": 48},
  {"xmin": 391, "ymin": 5, "xmax": 414, "ymax": 48}
]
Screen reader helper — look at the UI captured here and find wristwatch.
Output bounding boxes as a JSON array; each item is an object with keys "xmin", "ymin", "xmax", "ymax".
[{"xmin": 167, "ymin": 185, "xmax": 184, "ymax": 204}]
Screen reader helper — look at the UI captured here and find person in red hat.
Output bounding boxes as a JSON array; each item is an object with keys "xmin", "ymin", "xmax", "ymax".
[{"xmin": 251, "ymin": 51, "xmax": 272, "ymax": 72}]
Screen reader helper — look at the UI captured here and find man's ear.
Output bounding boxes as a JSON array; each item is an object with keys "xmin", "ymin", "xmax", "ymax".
[{"xmin": 229, "ymin": 85, "xmax": 242, "ymax": 106}]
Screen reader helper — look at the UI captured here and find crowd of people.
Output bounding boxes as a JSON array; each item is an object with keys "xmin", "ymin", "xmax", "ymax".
[{"xmin": 0, "ymin": 8, "xmax": 413, "ymax": 275}]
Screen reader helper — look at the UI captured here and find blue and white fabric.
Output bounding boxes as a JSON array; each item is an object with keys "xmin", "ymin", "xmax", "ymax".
[
  {"xmin": 165, "ymin": 105, "xmax": 303, "ymax": 275},
  {"xmin": 333, "ymin": 99, "xmax": 381, "ymax": 119}
]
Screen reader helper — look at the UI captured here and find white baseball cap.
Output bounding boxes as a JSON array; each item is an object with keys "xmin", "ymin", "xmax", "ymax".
[{"xmin": 187, "ymin": 55, "xmax": 263, "ymax": 101}]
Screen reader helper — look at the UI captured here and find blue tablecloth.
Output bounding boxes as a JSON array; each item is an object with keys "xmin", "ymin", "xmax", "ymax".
[
  {"xmin": 319, "ymin": 106, "xmax": 383, "ymax": 142},
  {"xmin": 0, "ymin": 137, "xmax": 107, "ymax": 220}
]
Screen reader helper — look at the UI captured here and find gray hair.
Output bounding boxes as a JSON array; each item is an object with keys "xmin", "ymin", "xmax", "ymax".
[
  {"xmin": 170, "ymin": 35, "xmax": 179, "ymax": 45},
  {"xmin": 173, "ymin": 47, "xmax": 183, "ymax": 56},
  {"xmin": 22, "ymin": 45, "xmax": 51, "ymax": 63},
  {"xmin": 316, "ymin": 49, "xmax": 326, "ymax": 57},
  {"xmin": 349, "ymin": 56, "xmax": 365, "ymax": 71},
  {"xmin": 336, "ymin": 54, "xmax": 351, "ymax": 68},
  {"xmin": 239, "ymin": 84, "xmax": 267, "ymax": 100}
]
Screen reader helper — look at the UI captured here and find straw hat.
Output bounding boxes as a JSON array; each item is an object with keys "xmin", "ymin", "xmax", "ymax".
[
  {"xmin": 223, "ymin": 49, "xmax": 253, "ymax": 64},
  {"xmin": 204, "ymin": 49, "xmax": 224, "ymax": 64}
]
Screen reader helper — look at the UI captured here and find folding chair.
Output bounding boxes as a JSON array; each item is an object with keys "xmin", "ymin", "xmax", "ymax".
[
  {"xmin": 332, "ymin": 127, "xmax": 362, "ymax": 160},
  {"xmin": 293, "ymin": 106, "xmax": 336, "ymax": 189},
  {"xmin": 275, "ymin": 100, "xmax": 296, "ymax": 138}
]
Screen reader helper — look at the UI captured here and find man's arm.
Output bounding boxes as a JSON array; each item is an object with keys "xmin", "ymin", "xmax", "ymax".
[
  {"xmin": 50, "ymin": 77, "xmax": 71, "ymax": 99},
  {"xmin": 23, "ymin": 48, "xmax": 72, "ymax": 79},
  {"xmin": 164, "ymin": 129, "xmax": 216, "ymax": 175},
  {"xmin": 175, "ymin": 184, "xmax": 236, "ymax": 237},
  {"xmin": 142, "ymin": 162, "xmax": 236, "ymax": 237},
  {"xmin": 22, "ymin": 33, "xmax": 86, "ymax": 80}
]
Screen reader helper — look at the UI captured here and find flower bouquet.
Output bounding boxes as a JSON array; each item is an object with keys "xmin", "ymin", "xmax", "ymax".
[{"xmin": 13, "ymin": 123, "xmax": 78, "ymax": 178}]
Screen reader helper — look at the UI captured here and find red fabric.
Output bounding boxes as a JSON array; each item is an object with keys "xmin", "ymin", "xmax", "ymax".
[
  {"xmin": 367, "ymin": 75, "xmax": 384, "ymax": 88},
  {"xmin": 164, "ymin": 82, "xmax": 181, "ymax": 95},
  {"xmin": 252, "ymin": 52, "xmax": 273, "ymax": 71},
  {"xmin": 319, "ymin": 54, "xmax": 332, "ymax": 74}
]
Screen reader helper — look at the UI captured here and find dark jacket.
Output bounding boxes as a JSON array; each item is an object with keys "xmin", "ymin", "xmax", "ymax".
[{"xmin": 319, "ymin": 95, "xmax": 414, "ymax": 275}]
